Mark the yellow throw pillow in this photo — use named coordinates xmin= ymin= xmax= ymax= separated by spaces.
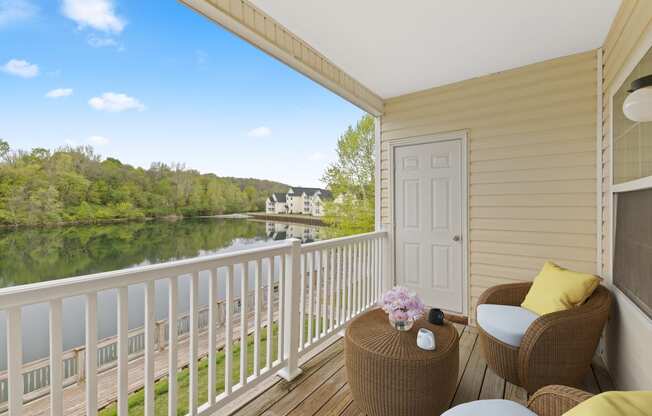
xmin=563 ymin=391 xmax=652 ymax=416
xmin=521 ymin=261 xmax=600 ymax=315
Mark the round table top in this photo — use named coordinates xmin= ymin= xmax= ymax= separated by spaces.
xmin=345 ymin=308 xmax=458 ymax=362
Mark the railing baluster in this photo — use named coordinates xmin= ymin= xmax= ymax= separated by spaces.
xmin=168 ymin=278 xmax=178 ymax=416
xmin=365 ymin=240 xmax=370 ymax=308
xmin=307 ymin=251 xmax=314 ymax=345
xmin=356 ymin=242 xmax=362 ymax=313
xmin=347 ymin=244 xmax=353 ymax=320
xmin=298 ymin=253 xmax=305 ymax=349
xmin=117 ymin=287 xmax=129 ymax=416
xmin=7 ymin=307 xmax=23 ymax=415
xmin=208 ymin=269 xmax=217 ymax=405
xmin=144 ymin=281 xmax=155 ymax=416
xmin=86 ymin=292 xmax=98 ymax=416
xmin=225 ymin=265 xmax=234 ymax=394
xmin=189 ymin=272 xmax=199 ymax=414
xmin=277 ymin=254 xmax=285 ymax=365
xmin=254 ymin=259 xmax=262 ymax=377
xmin=266 ymin=258 xmax=273 ymax=369
xmin=49 ymin=299 xmax=63 ymax=416
xmin=335 ymin=247 xmax=341 ymax=327
xmin=329 ymin=248 xmax=335 ymax=331
xmin=322 ymin=249 xmax=329 ymax=336
xmin=315 ymin=250 xmax=322 ymax=340
xmin=240 ymin=263 xmax=248 ymax=386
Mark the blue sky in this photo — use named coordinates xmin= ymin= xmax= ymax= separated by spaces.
xmin=0 ymin=0 xmax=365 ymax=187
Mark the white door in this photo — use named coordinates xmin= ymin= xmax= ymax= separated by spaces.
xmin=394 ymin=139 xmax=464 ymax=313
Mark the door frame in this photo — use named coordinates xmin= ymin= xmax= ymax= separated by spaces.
xmin=388 ymin=129 xmax=469 ymax=316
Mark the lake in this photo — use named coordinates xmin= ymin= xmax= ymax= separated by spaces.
xmin=0 ymin=218 xmax=325 ymax=370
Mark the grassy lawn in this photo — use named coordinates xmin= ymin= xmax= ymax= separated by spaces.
xmin=99 ymin=324 xmax=279 ymax=416
xmin=98 ymin=317 xmax=330 ymax=416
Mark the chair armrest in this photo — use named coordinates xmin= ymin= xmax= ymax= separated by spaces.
xmin=477 ymin=282 xmax=532 ymax=307
xmin=518 ymin=287 xmax=611 ymax=392
xmin=527 ymin=385 xmax=593 ymax=416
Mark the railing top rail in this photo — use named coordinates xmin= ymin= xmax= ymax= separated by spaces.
xmin=0 ymin=240 xmax=296 ymax=310
xmin=300 ymin=230 xmax=387 ymax=251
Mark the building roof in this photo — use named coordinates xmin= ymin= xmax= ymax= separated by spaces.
xmin=288 ymin=187 xmax=332 ymax=198
xmin=272 ymin=192 xmax=287 ymax=203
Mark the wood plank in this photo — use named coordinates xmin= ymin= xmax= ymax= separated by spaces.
xmin=313 ymin=385 xmax=353 ymax=416
xmin=260 ymin=353 xmax=345 ymax=415
xmin=339 ymin=400 xmax=364 ymax=416
xmin=286 ymin=367 xmax=348 ymax=416
xmin=504 ymin=382 xmax=528 ymax=406
xmin=451 ymin=335 xmax=487 ymax=406
xmin=479 ymin=366 xmax=506 ymax=400
xmin=231 ymin=341 xmax=344 ymax=416
xmin=455 ymin=329 xmax=477 ymax=386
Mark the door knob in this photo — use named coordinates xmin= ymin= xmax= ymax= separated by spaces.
xmin=452 ymin=235 xmax=461 ymax=242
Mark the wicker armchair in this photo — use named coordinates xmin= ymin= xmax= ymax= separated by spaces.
xmin=477 ymin=282 xmax=611 ymax=393
xmin=527 ymin=385 xmax=594 ymax=416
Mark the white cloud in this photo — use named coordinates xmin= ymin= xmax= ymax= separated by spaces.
xmin=61 ymin=0 xmax=125 ymax=33
xmin=88 ymin=135 xmax=109 ymax=146
xmin=88 ymin=92 xmax=145 ymax=112
xmin=87 ymin=34 xmax=117 ymax=48
xmin=308 ymin=152 xmax=325 ymax=161
xmin=45 ymin=88 xmax=73 ymax=98
xmin=2 ymin=59 xmax=38 ymax=78
xmin=248 ymin=126 xmax=272 ymax=138
xmin=0 ymin=0 xmax=38 ymax=27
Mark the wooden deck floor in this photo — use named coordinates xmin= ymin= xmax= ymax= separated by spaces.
xmin=224 ymin=324 xmax=614 ymax=416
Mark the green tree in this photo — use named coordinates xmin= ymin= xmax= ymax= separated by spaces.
xmin=321 ymin=115 xmax=375 ymax=236
xmin=0 ymin=141 xmax=289 ymax=226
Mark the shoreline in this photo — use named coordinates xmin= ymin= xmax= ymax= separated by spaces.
xmin=0 ymin=212 xmax=326 ymax=230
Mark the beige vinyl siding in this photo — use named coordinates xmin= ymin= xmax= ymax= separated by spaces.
xmin=380 ymin=51 xmax=598 ymax=323
xmin=600 ymin=0 xmax=652 ymax=391
xmin=181 ymin=0 xmax=383 ymax=115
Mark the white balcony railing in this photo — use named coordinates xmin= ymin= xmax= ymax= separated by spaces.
xmin=0 ymin=230 xmax=387 ymax=416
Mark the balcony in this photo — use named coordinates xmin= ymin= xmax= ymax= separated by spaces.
xmin=0 ymin=231 xmax=387 ymax=416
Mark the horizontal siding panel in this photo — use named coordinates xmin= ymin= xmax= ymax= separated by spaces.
xmin=471 ymin=206 xmax=595 ymax=220
xmin=471 ymin=179 xmax=596 ymax=195
xmin=385 ymin=51 xmax=596 ymax=110
xmin=471 ymin=253 xmax=596 ymax=275
xmin=471 ymin=263 xmax=540 ymax=280
xmin=471 ymin=241 xmax=596 ymax=263
xmin=470 ymin=194 xmax=596 ymax=207
xmin=470 ymin=152 xmax=595 ymax=173
xmin=469 ymin=166 xmax=596 ymax=184
xmin=382 ymin=84 xmax=596 ymax=130
xmin=471 ymin=218 xmax=596 ymax=234
xmin=382 ymin=102 xmax=596 ymax=140
xmin=470 ymin=138 xmax=595 ymax=162
xmin=470 ymin=125 xmax=594 ymax=149
xmin=470 ymin=230 xmax=596 ymax=249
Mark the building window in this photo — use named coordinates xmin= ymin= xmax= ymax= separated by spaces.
xmin=613 ymin=189 xmax=652 ymax=319
xmin=611 ymin=45 xmax=652 ymax=320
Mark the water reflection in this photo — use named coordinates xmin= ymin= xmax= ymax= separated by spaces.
xmin=0 ymin=218 xmax=323 ymax=369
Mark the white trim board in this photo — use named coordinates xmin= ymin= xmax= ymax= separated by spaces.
xmin=387 ymin=130 xmax=469 ymax=317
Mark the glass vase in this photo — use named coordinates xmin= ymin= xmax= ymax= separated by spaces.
xmin=389 ymin=316 xmax=414 ymax=331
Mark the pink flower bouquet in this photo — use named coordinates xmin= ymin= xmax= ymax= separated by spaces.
xmin=378 ymin=286 xmax=426 ymax=331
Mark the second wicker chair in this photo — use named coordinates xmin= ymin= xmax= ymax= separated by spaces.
xmin=476 ymin=282 xmax=611 ymax=394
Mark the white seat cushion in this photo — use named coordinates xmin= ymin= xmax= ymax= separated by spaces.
xmin=442 ymin=399 xmax=537 ymax=416
xmin=477 ymin=304 xmax=539 ymax=347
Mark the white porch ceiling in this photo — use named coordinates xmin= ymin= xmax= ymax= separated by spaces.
xmin=248 ymin=0 xmax=621 ymax=99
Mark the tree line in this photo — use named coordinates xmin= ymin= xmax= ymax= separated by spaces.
xmin=0 ymin=140 xmax=288 ymax=226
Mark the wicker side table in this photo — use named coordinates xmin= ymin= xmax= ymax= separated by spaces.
xmin=345 ymin=309 xmax=459 ymax=416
